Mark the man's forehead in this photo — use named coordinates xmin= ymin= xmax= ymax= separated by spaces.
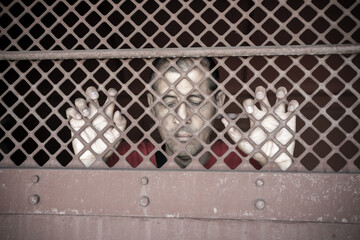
xmin=164 ymin=71 xmax=180 ymax=83
xmin=154 ymin=67 xmax=210 ymax=95
xmin=163 ymin=67 xmax=205 ymax=83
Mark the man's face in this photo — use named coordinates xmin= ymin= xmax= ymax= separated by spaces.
xmin=148 ymin=63 xmax=224 ymax=167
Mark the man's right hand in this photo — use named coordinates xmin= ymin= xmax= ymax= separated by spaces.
xmin=66 ymin=87 xmax=127 ymax=167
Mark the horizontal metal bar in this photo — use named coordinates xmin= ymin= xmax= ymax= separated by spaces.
xmin=0 ymin=44 xmax=359 ymax=60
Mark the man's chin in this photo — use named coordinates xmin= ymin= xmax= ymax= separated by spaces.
xmin=174 ymin=155 xmax=192 ymax=168
xmin=177 ymin=154 xmax=191 ymax=160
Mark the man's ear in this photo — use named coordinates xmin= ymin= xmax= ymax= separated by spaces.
xmin=147 ymin=93 xmax=155 ymax=114
xmin=215 ymin=90 xmax=225 ymax=107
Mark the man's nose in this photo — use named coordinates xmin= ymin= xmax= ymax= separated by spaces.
xmin=176 ymin=102 xmax=192 ymax=122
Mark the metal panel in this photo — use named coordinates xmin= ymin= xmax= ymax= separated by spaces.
xmin=1 ymin=215 xmax=360 ymax=240
xmin=1 ymin=169 xmax=359 ymax=223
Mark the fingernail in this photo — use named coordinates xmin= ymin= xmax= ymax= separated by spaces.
xmin=246 ymin=106 xmax=253 ymax=114
xmin=108 ymin=89 xmax=117 ymax=96
xmin=256 ymin=92 xmax=264 ymax=99
xmin=82 ymin=109 xmax=90 ymax=116
xmin=221 ymin=118 xmax=228 ymax=127
xmin=76 ymin=113 xmax=82 ymax=119
xmin=277 ymin=91 xmax=284 ymax=98
xmin=90 ymin=92 xmax=99 ymax=99
xmin=288 ymin=105 xmax=295 ymax=111
xmin=229 ymin=127 xmax=235 ymax=134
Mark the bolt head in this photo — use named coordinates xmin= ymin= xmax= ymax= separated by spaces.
xmin=255 ymin=199 xmax=266 ymax=210
xmin=255 ymin=179 xmax=264 ymax=187
xmin=139 ymin=196 xmax=150 ymax=207
xmin=140 ymin=176 xmax=149 ymax=185
xmin=29 ymin=195 xmax=40 ymax=205
xmin=31 ymin=175 xmax=40 ymax=183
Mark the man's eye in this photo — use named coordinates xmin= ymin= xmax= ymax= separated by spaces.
xmin=190 ymin=100 xmax=202 ymax=106
xmin=167 ymin=102 xmax=176 ymax=107
xmin=187 ymin=96 xmax=204 ymax=106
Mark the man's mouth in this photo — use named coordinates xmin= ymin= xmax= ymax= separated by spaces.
xmin=175 ymin=133 xmax=192 ymax=142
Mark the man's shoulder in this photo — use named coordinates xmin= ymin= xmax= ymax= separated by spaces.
xmin=118 ymin=140 xmax=155 ymax=153
xmin=211 ymin=140 xmax=228 ymax=150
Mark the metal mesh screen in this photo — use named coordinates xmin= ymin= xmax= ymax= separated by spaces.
xmin=0 ymin=0 xmax=360 ymax=172
xmin=0 ymin=0 xmax=359 ymax=50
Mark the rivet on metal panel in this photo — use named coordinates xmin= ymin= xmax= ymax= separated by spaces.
xmin=29 ymin=194 xmax=40 ymax=205
xmin=255 ymin=199 xmax=266 ymax=210
xmin=139 ymin=196 xmax=150 ymax=207
xmin=31 ymin=175 xmax=40 ymax=183
xmin=255 ymin=179 xmax=264 ymax=187
xmin=140 ymin=176 xmax=149 ymax=185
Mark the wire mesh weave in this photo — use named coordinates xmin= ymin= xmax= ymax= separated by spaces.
xmin=0 ymin=0 xmax=359 ymax=172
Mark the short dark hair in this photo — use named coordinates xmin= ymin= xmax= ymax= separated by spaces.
xmin=150 ymin=57 xmax=219 ymax=92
